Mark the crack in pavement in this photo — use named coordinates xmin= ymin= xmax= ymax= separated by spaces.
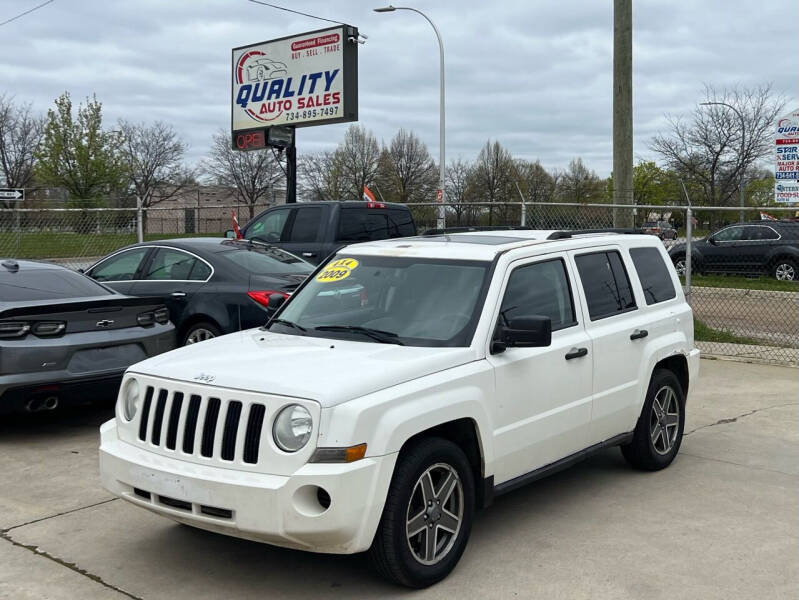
xmin=1 ymin=497 xmax=143 ymax=600
xmin=680 ymin=451 xmax=799 ymax=477
xmin=4 ymin=497 xmax=119 ymax=532
xmin=684 ymin=402 xmax=799 ymax=436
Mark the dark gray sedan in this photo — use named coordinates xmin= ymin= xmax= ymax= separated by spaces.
xmin=0 ymin=259 xmax=175 ymax=414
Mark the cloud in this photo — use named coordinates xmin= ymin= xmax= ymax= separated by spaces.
xmin=0 ymin=0 xmax=796 ymax=176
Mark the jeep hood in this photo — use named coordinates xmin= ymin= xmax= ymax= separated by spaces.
xmin=128 ymin=329 xmax=476 ymax=407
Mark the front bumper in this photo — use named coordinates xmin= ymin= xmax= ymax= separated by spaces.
xmin=99 ymin=419 xmax=397 ymax=554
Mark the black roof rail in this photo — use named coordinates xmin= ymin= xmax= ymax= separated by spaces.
xmin=546 ymin=228 xmax=642 ymax=240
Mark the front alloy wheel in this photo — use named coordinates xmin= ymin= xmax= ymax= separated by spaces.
xmin=405 ymin=463 xmax=464 ymax=565
xmin=370 ymin=437 xmax=474 ymax=588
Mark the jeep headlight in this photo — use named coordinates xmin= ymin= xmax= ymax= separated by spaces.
xmin=273 ymin=404 xmax=312 ymax=452
xmin=121 ymin=378 xmax=140 ymax=421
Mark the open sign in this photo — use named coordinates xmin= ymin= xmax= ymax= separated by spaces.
xmin=233 ymin=130 xmax=266 ymax=151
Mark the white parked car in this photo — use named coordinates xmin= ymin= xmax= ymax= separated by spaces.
xmin=99 ymin=230 xmax=699 ymax=588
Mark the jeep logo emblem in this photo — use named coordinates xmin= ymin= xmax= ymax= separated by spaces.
xmin=194 ymin=373 xmax=216 ymax=383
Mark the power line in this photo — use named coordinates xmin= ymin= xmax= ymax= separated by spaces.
xmin=247 ymin=0 xmax=344 ymax=25
xmin=0 ymin=0 xmax=55 ymax=27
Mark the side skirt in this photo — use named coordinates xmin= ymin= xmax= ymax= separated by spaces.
xmin=491 ymin=432 xmax=634 ymax=497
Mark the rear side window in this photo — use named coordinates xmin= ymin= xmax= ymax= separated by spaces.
xmin=575 ymin=251 xmax=636 ymax=320
xmin=629 ymin=247 xmax=676 ymax=305
xmin=144 ymin=249 xmax=207 ymax=281
xmin=1 ymin=268 xmax=112 ymax=301
xmin=499 ymin=259 xmax=576 ymax=331
xmin=338 ymin=209 xmax=390 ymax=242
xmin=287 ymin=207 xmax=322 ymax=243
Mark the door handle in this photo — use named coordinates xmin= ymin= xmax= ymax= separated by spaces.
xmin=171 ymin=291 xmax=187 ymax=298
xmin=630 ymin=329 xmax=648 ymax=340
xmin=302 ymin=252 xmax=316 ymax=258
xmin=565 ymin=347 xmax=588 ymax=360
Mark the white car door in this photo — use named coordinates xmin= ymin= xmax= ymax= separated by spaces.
xmin=569 ymin=246 xmax=651 ymax=444
xmin=487 ymin=255 xmax=593 ymax=485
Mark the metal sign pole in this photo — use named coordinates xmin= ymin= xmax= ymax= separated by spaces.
xmin=286 ymin=144 xmax=297 ymax=204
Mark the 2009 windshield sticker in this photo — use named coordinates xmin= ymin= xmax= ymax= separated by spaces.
xmin=316 ymin=258 xmax=359 ymax=282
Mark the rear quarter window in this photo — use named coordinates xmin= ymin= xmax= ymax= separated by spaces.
xmin=629 ymin=247 xmax=677 ymax=305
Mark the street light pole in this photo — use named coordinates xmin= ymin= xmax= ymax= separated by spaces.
xmin=374 ymin=5 xmax=446 ymax=229
xmin=701 ymin=101 xmax=747 ymax=223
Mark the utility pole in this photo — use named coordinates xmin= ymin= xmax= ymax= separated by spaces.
xmin=613 ymin=0 xmax=633 ymax=228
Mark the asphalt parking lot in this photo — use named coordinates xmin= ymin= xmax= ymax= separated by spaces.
xmin=1 ymin=358 xmax=797 ymax=600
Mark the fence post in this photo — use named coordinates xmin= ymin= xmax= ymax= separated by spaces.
xmin=136 ymin=195 xmax=143 ymax=243
xmin=685 ymin=206 xmax=692 ymax=304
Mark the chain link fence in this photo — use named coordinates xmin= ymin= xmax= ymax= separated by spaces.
xmin=1 ymin=200 xmax=797 ymax=365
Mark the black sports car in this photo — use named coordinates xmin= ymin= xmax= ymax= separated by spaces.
xmin=0 ymin=259 xmax=175 ymax=414
xmin=85 ymin=238 xmax=313 ymax=345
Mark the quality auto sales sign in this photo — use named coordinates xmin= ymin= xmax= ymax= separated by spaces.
xmin=231 ymin=25 xmax=359 ymax=137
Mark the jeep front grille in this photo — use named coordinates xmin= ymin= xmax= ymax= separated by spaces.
xmin=137 ymin=385 xmax=266 ymax=464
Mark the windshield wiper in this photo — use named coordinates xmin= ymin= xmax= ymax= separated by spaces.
xmin=266 ymin=318 xmax=307 ymax=332
xmin=314 ymin=325 xmax=404 ymax=345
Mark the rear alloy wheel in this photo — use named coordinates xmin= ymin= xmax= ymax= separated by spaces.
xmin=370 ymin=437 xmax=474 ymax=588
xmin=772 ymin=259 xmax=797 ymax=281
xmin=673 ymin=256 xmax=686 ymax=276
xmin=621 ymin=369 xmax=685 ymax=471
xmin=183 ymin=322 xmax=221 ymax=345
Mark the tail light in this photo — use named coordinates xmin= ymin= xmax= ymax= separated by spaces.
xmin=247 ymin=290 xmax=289 ymax=308
xmin=366 ymin=201 xmax=386 ymax=209
xmin=0 ymin=322 xmax=30 ymax=338
xmin=154 ymin=307 xmax=170 ymax=324
xmin=137 ymin=311 xmax=155 ymax=327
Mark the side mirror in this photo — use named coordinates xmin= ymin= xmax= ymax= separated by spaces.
xmin=266 ymin=293 xmax=287 ymax=313
xmin=492 ymin=316 xmax=552 ymax=354
xmin=224 ymin=229 xmax=236 ymax=239
xmin=707 ymin=236 xmax=717 ymax=245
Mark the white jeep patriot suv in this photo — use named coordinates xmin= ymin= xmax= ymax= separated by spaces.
xmin=99 ymin=229 xmax=699 ymax=588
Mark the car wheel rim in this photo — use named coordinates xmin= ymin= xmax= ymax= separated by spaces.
xmin=405 ymin=462 xmax=464 ymax=566
xmin=186 ymin=328 xmax=216 ymax=344
xmin=650 ymin=385 xmax=680 ymax=456
xmin=775 ymin=263 xmax=795 ymax=281
xmin=675 ymin=260 xmax=686 ymax=276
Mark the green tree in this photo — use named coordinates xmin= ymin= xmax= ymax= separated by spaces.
xmin=35 ymin=92 xmax=126 ymax=206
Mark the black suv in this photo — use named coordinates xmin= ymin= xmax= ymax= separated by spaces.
xmin=668 ymin=221 xmax=799 ymax=280
xmin=230 ymin=201 xmax=417 ymax=265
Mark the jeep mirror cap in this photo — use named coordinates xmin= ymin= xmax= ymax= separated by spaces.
xmin=503 ymin=315 xmax=552 ymax=348
xmin=224 ymin=229 xmax=236 ymax=239
xmin=267 ymin=293 xmax=287 ymax=312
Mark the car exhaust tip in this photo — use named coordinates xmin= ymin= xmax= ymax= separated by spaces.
xmin=44 ymin=396 xmax=59 ymax=410
xmin=25 ymin=396 xmax=59 ymax=412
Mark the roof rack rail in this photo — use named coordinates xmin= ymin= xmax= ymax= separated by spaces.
xmin=422 ymin=225 xmax=533 ymax=236
xmin=546 ymin=228 xmax=642 ymax=240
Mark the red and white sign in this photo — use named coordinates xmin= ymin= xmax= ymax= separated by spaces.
xmin=435 ymin=189 xmax=443 ymax=203
xmin=775 ymin=108 xmax=799 ymax=204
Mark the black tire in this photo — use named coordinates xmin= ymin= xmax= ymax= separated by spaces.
xmin=771 ymin=258 xmax=797 ymax=281
xmin=181 ymin=321 xmax=221 ymax=346
xmin=671 ymin=254 xmax=686 ymax=277
xmin=370 ymin=437 xmax=475 ymax=588
xmin=621 ymin=368 xmax=686 ymax=471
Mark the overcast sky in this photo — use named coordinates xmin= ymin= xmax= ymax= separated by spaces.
xmin=1 ymin=0 xmax=797 ymax=176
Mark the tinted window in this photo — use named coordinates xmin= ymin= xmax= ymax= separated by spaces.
xmin=1 ymin=268 xmax=112 ymax=301
xmin=713 ymin=226 xmax=745 ymax=242
xmin=337 ymin=209 xmax=390 ymax=242
xmin=747 ymin=226 xmax=779 ymax=241
xmin=218 ymin=246 xmax=313 ymax=275
xmin=575 ymin=251 xmax=637 ymax=320
xmin=144 ymin=249 xmax=205 ymax=281
xmin=389 ymin=210 xmax=416 ymax=237
xmin=499 ymin=259 xmax=575 ymax=331
xmin=90 ymin=248 xmax=148 ymax=282
xmin=287 ymin=207 xmax=322 ymax=243
xmin=630 ymin=247 xmax=676 ymax=305
xmin=246 ymin=209 xmax=290 ymax=242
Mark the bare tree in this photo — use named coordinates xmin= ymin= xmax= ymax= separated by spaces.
xmin=0 ymin=95 xmax=42 ymax=205
xmin=298 ymin=150 xmax=346 ymax=201
xmin=332 ymin=124 xmax=381 ymax=201
xmin=651 ymin=84 xmax=785 ymax=208
xmin=557 ymin=157 xmax=602 ymax=203
xmin=471 ymin=140 xmax=518 ymax=225
xmin=445 ymin=158 xmax=479 ymax=225
xmin=119 ymin=120 xmax=194 ymax=212
xmin=205 ymin=130 xmax=284 ymax=219
xmin=378 ymin=129 xmax=437 ymax=204
xmin=516 ymin=159 xmax=556 ymax=203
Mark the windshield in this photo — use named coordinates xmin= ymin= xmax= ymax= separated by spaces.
xmin=269 ymin=255 xmax=492 ymax=347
